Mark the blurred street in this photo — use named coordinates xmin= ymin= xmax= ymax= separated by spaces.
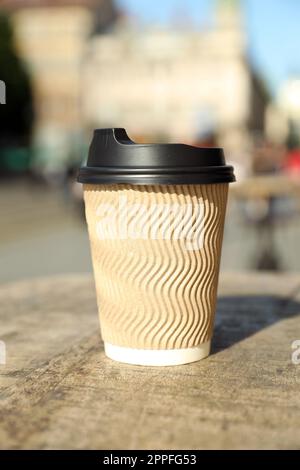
xmin=0 ymin=179 xmax=91 ymax=283
xmin=1 ymin=179 xmax=300 ymax=283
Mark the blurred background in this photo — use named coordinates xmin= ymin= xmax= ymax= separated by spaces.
xmin=1 ymin=0 xmax=300 ymax=283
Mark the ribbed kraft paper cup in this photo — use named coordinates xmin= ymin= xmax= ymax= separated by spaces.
xmin=78 ymin=129 xmax=235 ymax=366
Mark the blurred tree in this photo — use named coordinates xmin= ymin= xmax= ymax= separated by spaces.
xmin=286 ymin=120 xmax=300 ymax=150
xmin=0 ymin=13 xmax=34 ymax=146
xmin=93 ymin=0 xmax=120 ymax=34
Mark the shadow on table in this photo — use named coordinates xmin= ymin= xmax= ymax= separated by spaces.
xmin=212 ymin=294 xmax=300 ymax=354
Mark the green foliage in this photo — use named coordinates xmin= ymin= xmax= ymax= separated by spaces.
xmin=286 ymin=120 xmax=300 ymax=150
xmin=0 ymin=13 xmax=34 ymax=145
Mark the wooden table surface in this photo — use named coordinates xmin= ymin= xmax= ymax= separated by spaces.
xmin=0 ymin=272 xmax=300 ymax=450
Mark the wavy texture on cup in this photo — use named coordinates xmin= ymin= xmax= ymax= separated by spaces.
xmin=84 ymin=183 xmax=228 ymax=350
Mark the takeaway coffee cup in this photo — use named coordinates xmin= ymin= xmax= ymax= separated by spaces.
xmin=78 ymin=128 xmax=235 ymax=366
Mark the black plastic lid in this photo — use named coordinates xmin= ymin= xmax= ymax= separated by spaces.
xmin=77 ymin=128 xmax=235 ymax=185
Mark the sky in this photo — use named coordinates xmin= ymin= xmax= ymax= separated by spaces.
xmin=116 ymin=0 xmax=300 ymax=97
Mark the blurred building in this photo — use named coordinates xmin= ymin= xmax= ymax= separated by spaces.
xmin=265 ymin=103 xmax=289 ymax=145
xmin=264 ymin=77 xmax=300 ymax=148
xmin=83 ymin=0 xmax=269 ymax=170
xmin=278 ymin=77 xmax=300 ymax=119
xmin=278 ymin=77 xmax=300 ymax=136
xmin=0 ymin=0 xmax=119 ymax=174
xmin=0 ymin=0 xmax=270 ymax=174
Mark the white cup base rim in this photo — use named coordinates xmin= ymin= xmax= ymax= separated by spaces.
xmin=104 ymin=341 xmax=211 ymax=366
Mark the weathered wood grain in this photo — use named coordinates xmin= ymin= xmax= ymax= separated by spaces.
xmin=0 ymin=272 xmax=300 ymax=449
